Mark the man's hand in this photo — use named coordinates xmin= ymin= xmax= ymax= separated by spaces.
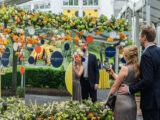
xmin=118 ymin=84 xmax=129 ymax=95
xmin=94 ymin=84 xmax=99 ymax=90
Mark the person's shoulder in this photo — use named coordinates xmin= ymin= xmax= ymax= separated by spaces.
xmin=120 ymin=66 xmax=128 ymax=76
xmin=121 ymin=66 xmax=128 ymax=71
xmin=89 ymin=53 xmax=96 ymax=57
xmin=143 ymin=45 xmax=157 ymax=57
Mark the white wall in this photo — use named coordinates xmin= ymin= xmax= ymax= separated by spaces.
xmin=99 ymin=0 xmax=114 ymax=18
xmin=50 ymin=0 xmax=63 ymax=14
xmin=18 ymin=0 xmax=114 ymax=18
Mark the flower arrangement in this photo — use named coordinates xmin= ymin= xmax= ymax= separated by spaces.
xmin=0 ymin=97 xmax=113 ymax=120
xmin=0 ymin=5 xmax=130 ymax=35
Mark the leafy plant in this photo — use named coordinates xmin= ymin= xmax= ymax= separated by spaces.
xmin=16 ymin=86 xmax=24 ymax=97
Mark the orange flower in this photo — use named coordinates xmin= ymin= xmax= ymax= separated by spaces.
xmin=20 ymin=57 xmax=24 ymax=61
xmin=53 ymin=44 xmax=57 ymax=46
xmin=40 ymin=35 xmax=47 ymax=39
xmin=80 ymin=31 xmax=85 ymax=36
xmin=75 ymin=36 xmax=79 ymax=41
xmin=49 ymin=36 xmax=52 ymax=40
xmin=119 ymin=49 xmax=124 ymax=54
xmin=0 ymin=48 xmax=4 ymax=54
xmin=7 ymin=28 xmax=12 ymax=33
xmin=95 ymin=31 xmax=102 ymax=36
xmin=20 ymin=12 xmax=25 ymax=16
xmin=15 ymin=52 xmax=21 ymax=56
xmin=2 ymin=6 xmax=5 ymax=9
xmin=117 ymin=46 xmax=120 ymax=49
xmin=110 ymin=23 xmax=114 ymax=27
xmin=76 ymin=32 xmax=79 ymax=35
xmin=45 ymin=17 xmax=49 ymax=22
xmin=51 ymin=117 xmax=54 ymax=120
xmin=34 ymin=14 xmax=40 ymax=17
xmin=88 ymin=113 xmax=94 ymax=118
xmin=118 ymin=20 xmax=122 ymax=24
xmin=17 ymin=17 xmax=20 ymax=23
xmin=30 ymin=14 xmax=33 ymax=18
xmin=75 ymin=46 xmax=79 ymax=49
xmin=38 ymin=118 xmax=42 ymax=120
xmin=118 ymin=32 xmax=126 ymax=39
xmin=47 ymin=31 xmax=52 ymax=34
xmin=10 ymin=34 xmax=14 ymax=38
xmin=52 ymin=41 xmax=55 ymax=44
xmin=107 ymin=37 xmax=114 ymax=42
xmin=92 ymin=18 xmax=96 ymax=22
xmin=97 ymin=116 xmax=100 ymax=120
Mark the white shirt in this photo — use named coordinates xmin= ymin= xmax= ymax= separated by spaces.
xmin=83 ymin=52 xmax=89 ymax=78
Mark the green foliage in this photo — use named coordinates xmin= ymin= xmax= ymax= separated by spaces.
xmin=2 ymin=66 xmax=66 ymax=89
xmin=135 ymin=92 xmax=141 ymax=97
xmin=16 ymin=86 xmax=24 ymax=97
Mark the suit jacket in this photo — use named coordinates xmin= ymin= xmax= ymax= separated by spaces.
xmin=129 ymin=45 xmax=160 ymax=110
xmin=80 ymin=53 xmax=99 ymax=88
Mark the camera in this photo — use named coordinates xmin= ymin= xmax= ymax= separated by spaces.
xmin=105 ymin=63 xmax=110 ymax=71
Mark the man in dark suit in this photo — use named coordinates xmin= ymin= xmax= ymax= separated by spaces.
xmin=80 ymin=42 xmax=99 ymax=102
xmin=118 ymin=25 xmax=160 ymax=120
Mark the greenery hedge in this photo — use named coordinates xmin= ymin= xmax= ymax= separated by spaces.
xmin=1 ymin=66 xmax=66 ymax=89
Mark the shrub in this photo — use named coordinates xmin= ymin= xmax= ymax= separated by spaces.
xmin=2 ymin=67 xmax=66 ymax=89
xmin=16 ymin=86 xmax=24 ymax=97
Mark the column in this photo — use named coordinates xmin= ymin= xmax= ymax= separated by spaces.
xmin=135 ymin=11 xmax=141 ymax=60
xmin=146 ymin=0 xmax=151 ymax=25
xmin=79 ymin=0 xmax=83 ymax=17
xmin=128 ymin=8 xmax=132 ymax=41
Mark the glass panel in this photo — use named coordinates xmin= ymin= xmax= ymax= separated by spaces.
xmin=88 ymin=0 xmax=93 ymax=5
xmin=74 ymin=0 xmax=78 ymax=5
xmin=45 ymin=2 xmax=51 ymax=8
xmin=69 ymin=0 xmax=73 ymax=5
xmin=25 ymin=5 xmax=31 ymax=10
xmin=40 ymin=4 xmax=44 ymax=9
xmin=63 ymin=0 xmax=69 ymax=5
xmin=34 ymin=4 xmax=39 ymax=9
xmin=94 ymin=0 xmax=98 ymax=5
xmin=83 ymin=0 xmax=87 ymax=5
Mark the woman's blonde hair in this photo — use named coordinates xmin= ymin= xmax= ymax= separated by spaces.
xmin=124 ymin=45 xmax=140 ymax=80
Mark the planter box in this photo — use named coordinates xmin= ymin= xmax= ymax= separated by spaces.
xmin=136 ymin=97 xmax=142 ymax=116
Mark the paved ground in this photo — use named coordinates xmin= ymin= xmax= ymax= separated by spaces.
xmin=25 ymin=89 xmax=143 ymax=120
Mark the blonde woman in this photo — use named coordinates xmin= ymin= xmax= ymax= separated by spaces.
xmin=107 ymin=45 xmax=140 ymax=120
xmin=72 ymin=54 xmax=84 ymax=102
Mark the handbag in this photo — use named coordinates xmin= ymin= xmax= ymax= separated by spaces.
xmin=105 ymin=94 xmax=117 ymax=111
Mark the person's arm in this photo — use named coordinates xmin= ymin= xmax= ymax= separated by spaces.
xmin=73 ymin=65 xmax=84 ymax=78
xmin=129 ymin=54 xmax=153 ymax=94
xmin=108 ymin=66 xmax=127 ymax=96
xmin=110 ymin=70 xmax=118 ymax=80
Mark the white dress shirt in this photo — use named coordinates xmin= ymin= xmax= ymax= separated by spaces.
xmin=83 ymin=52 xmax=89 ymax=78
